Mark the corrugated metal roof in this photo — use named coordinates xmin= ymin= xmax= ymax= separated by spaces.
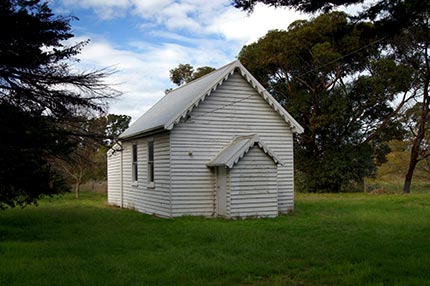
xmin=119 ymin=60 xmax=304 ymax=139
xmin=207 ymin=134 xmax=284 ymax=168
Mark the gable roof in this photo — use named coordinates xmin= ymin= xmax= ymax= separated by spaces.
xmin=119 ymin=60 xmax=304 ymax=139
xmin=207 ymin=134 xmax=284 ymax=168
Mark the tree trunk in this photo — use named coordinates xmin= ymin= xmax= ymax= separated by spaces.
xmin=403 ymin=156 xmax=418 ymax=194
xmin=75 ymin=181 xmax=80 ymax=199
xmin=403 ymin=74 xmax=429 ymax=194
xmin=403 ymin=106 xmax=427 ymax=193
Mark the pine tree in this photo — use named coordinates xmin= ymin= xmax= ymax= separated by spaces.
xmin=0 ymin=0 xmax=119 ymax=208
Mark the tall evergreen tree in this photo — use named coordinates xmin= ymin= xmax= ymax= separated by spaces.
xmin=0 ymin=0 xmax=119 ymax=208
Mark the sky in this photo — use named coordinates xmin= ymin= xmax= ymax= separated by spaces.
xmin=50 ymin=0 xmax=308 ymax=121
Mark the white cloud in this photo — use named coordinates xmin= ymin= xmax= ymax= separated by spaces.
xmin=131 ymin=0 xmax=172 ymax=16
xmin=61 ymin=0 xmax=131 ymax=19
xmin=59 ymin=1 xmax=307 ymax=121
xmin=73 ymin=36 xmax=232 ymax=121
xmin=208 ymin=4 xmax=307 ymax=44
xmin=61 ymin=0 xmax=305 ymax=43
xmin=162 ymin=3 xmax=202 ymax=31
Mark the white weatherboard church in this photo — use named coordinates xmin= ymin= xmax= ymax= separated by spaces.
xmin=107 ymin=60 xmax=303 ymax=218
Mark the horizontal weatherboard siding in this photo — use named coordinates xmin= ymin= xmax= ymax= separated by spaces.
xmin=229 ymin=146 xmax=278 ymax=218
xmin=170 ymin=71 xmax=294 ymax=216
xmin=107 ymin=150 xmax=121 ymax=206
xmin=120 ymin=132 xmax=171 ymax=217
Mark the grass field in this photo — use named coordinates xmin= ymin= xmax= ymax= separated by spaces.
xmin=1 ymin=191 xmax=430 ymax=286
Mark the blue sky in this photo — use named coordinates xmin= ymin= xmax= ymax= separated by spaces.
xmin=51 ymin=0 xmax=307 ymax=121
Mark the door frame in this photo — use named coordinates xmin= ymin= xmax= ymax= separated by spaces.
xmin=216 ymin=166 xmax=228 ymax=217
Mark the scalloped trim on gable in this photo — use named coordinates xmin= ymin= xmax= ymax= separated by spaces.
xmin=164 ymin=61 xmax=303 ymax=134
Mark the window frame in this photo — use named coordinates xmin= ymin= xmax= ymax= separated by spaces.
xmin=132 ymin=143 xmax=138 ymax=186
xmin=147 ymin=139 xmax=155 ymax=188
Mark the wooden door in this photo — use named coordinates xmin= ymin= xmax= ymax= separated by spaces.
xmin=216 ymin=167 xmax=227 ymax=217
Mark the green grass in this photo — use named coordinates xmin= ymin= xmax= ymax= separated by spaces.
xmin=1 ymin=191 xmax=430 ymax=286
xmin=365 ymin=179 xmax=430 ymax=194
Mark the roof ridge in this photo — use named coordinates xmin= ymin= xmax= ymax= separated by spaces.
xmin=167 ymin=60 xmax=238 ymax=94
xmin=119 ymin=59 xmax=303 ymax=139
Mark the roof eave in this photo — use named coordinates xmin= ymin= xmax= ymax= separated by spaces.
xmin=118 ymin=125 xmax=165 ymax=141
xmin=207 ymin=135 xmax=285 ymax=169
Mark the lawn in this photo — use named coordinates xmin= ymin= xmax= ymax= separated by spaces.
xmin=1 ymin=191 xmax=430 ymax=286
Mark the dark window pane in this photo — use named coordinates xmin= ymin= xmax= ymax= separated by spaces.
xmin=148 ymin=141 xmax=154 ymax=183
xmin=132 ymin=144 xmax=137 ymax=162
xmin=149 ymin=162 xmax=154 ymax=183
xmin=132 ymin=144 xmax=138 ymax=181
xmin=133 ymin=163 xmax=138 ymax=181
xmin=148 ymin=141 xmax=154 ymax=161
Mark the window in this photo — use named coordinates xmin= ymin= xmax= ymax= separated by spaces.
xmin=148 ymin=140 xmax=154 ymax=186
xmin=132 ymin=144 xmax=138 ymax=183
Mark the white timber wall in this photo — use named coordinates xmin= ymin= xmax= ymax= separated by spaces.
xmin=229 ymin=146 xmax=278 ymax=218
xmin=120 ymin=132 xmax=171 ymax=217
xmin=170 ymin=71 xmax=295 ymax=217
xmin=107 ymin=150 xmax=121 ymax=206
